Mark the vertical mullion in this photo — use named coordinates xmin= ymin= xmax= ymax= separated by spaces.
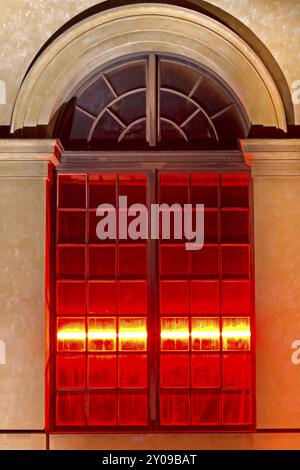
xmin=148 ymin=169 xmax=158 ymax=427
xmin=84 ymin=174 xmax=88 ymax=427
xmin=188 ymin=173 xmax=192 ymax=426
xmin=116 ymin=174 xmax=120 ymax=426
xmin=218 ymin=174 xmax=223 ymax=424
xmin=146 ymin=53 xmax=158 ymax=147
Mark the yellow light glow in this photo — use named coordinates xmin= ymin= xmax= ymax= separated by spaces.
xmin=191 ymin=330 xmax=220 ymax=339
xmin=119 ymin=331 xmax=147 ymax=339
xmin=57 ymin=331 xmax=85 ymax=340
xmin=160 ymin=331 xmax=189 ymax=339
xmin=222 ymin=329 xmax=251 ymax=338
xmin=88 ymin=331 xmax=116 ymax=340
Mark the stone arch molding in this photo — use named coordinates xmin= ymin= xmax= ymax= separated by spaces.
xmin=11 ymin=3 xmax=287 ymax=136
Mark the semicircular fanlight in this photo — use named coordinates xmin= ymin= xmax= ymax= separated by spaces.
xmin=56 ymin=54 xmax=249 ymax=150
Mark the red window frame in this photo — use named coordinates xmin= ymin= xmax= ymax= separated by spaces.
xmin=48 ymin=163 xmax=255 ymax=432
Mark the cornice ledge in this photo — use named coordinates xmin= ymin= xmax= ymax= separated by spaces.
xmin=239 ymin=139 xmax=300 ymax=176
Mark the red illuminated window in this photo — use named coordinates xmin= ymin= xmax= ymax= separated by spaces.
xmin=52 ymin=171 xmax=254 ymax=430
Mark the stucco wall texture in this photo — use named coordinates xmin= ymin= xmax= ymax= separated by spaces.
xmin=0 ymin=0 xmax=299 ymax=128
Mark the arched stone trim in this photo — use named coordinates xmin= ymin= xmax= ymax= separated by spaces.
xmin=11 ymin=3 xmax=287 ymax=136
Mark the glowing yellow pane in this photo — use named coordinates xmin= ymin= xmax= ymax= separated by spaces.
xmin=161 ymin=318 xmax=189 ymax=351
xmin=191 ymin=317 xmax=220 ymax=351
xmin=222 ymin=317 xmax=251 ymax=351
xmin=57 ymin=318 xmax=86 ymax=351
xmin=88 ymin=318 xmax=116 ymax=351
xmin=119 ymin=318 xmax=147 ymax=351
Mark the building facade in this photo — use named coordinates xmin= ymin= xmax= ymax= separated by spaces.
xmin=0 ymin=0 xmax=300 ymax=449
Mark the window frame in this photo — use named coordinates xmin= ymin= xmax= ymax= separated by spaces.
xmin=47 ymin=150 xmax=256 ymax=433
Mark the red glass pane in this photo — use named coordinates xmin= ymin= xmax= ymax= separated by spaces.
xmin=191 ymin=317 xmax=220 ymax=351
xmin=88 ymin=281 xmax=117 ymax=314
xmin=191 ymin=391 xmax=221 ymax=425
xmin=202 ymin=209 xmax=219 ymax=243
xmin=118 ymin=245 xmax=147 ymax=278
xmin=88 ymin=354 xmax=117 ymax=388
xmin=119 ymin=281 xmax=147 ymax=315
xmin=191 ymin=280 xmax=219 ymax=314
xmin=160 ymin=174 xmax=188 ymax=205
xmin=221 ymin=209 xmax=249 ymax=243
xmin=88 ymin=317 xmax=116 ymax=351
xmin=222 ymin=390 xmax=252 ymax=424
xmin=57 ymin=317 xmax=86 ymax=352
xmin=222 ymin=353 xmax=252 ymax=388
xmin=222 ymin=317 xmax=251 ymax=351
xmin=160 ymin=391 xmax=190 ymax=425
xmin=118 ymin=391 xmax=148 ymax=425
xmin=221 ymin=174 xmax=249 ymax=208
xmin=57 ymin=281 xmax=86 ymax=315
xmin=161 ymin=317 xmax=189 ymax=351
xmin=191 ymin=245 xmax=219 ymax=278
xmin=88 ymin=391 xmax=117 ymax=425
xmin=222 ymin=280 xmax=251 ymax=314
xmin=118 ymin=354 xmax=147 ymax=388
xmin=160 ymin=245 xmax=189 ymax=277
xmin=58 ymin=174 xmax=86 ymax=209
xmin=119 ymin=317 xmax=147 ymax=351
xmin=88 ymin=174 xmax=116 ymax=208
xmin=191 ymin=174 xmax=219 ymax=207
xmin=160 ymin=281 xmax=189 ymax=314
xmin=88 ymin=210 xmax=116 ymax=244
xmin=88 ymin=245 xmax=116 ymax=279
xmin=119 ymin=174 xmax=147 ymax=206
xmin=221 ymin=245 xmax=250 ymax=278
xmin=160 ymin=354 xmax=189 ymax=388
xmin=191 ymin=354 xmax=220 ymax=388
xmin=57 ymin=246 xmax=85 ymax=279
xmin=57 ymin=211 xmax=86 ymax=243
xmin=56 ymin=391 xmax=85 ymax=426
xmin=56 ymin=354 xmax=85 ymax=388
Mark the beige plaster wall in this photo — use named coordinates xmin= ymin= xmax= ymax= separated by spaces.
xmin=0 ymin=141 xmax=57 ymax=430
xmin=0 ymin=0 xmax=299 ymax=128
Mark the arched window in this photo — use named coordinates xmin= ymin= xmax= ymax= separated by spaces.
xmin=56 ymin=54 xmax=249 ymax=150
xmin=52 ymin=53 xmax=254 ymax=432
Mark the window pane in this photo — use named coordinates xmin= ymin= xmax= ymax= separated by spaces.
xmin=87 ymin=317 xmax=116 ymax=352
xmin=88 ymin=391 xmax=117 ymax=426
xmin=88 ymin=246 xmax=116 ymax=279
xmin=118 ymin=391 xmax=148 ymax=425
xmin=119 ymin=281 xmax=147 ymax=315
xmin=160 ymin=353 xmax=189 ymax=388
xmin=118 ymin=354 xmax=147 ymax=388
xmin=191 ymin=280 xmax=219 ymax=314
xmin=161 ymin=318 xmax=189 ymax=351
xmin=222 ymin=317 xmax=251 ymax=351
xmin=160 ymin=281 xmax=189 ymax=315
xmin=57 ymin=246 xmax=85 ymax=279
xmin=222 ymin=353 xmax=252 ymax=388
xmin=191 ymin=174 xmax=219 ymax=207
xmin=119 ymin=318 xmax=147 ymax=351
xmin=58 ymin=175 xmax=86 ymax=209
xmin=191 ymin=245 xmax=219 ymax=278
xmin=56 ymin=392 xmax=85 ymax=426
xmin=191 ymin=391 xmax=221 ymax=425
xmin=191 ymin=317 xmax=220 ymax=351
xmin=118 ymin=245 xmax=147 ymax=278
xmin=88 ymin=354 xmax=117 ymax=388
xmin=221 ymin=209 xmax=249 ymax=243
xmin=221 ymin=280 xmax=251 ymax=314
xmin=221 ymin=174 xmax=249 ymax=208
xmin=57 ymin=211 xmax=86 ymax=243
xmin=57 ymin=281 xmax=86 ymax=315
xmin=88 ymin=174 xmax=116 ymax=208
xmin=160 ymin=391 xmax=190 ymax=425
xmin=191 ymin=354 xmax=220 ymax=388
xmin=221 ymin=246 xmax=250 ymax=278
xmin=57 ymin=317 xmax=86 ymax=352
xmin=56 ymin=354 xmax=85 ymax=388
xmin=88 ymin=281 xmax=117 ymax=315
xmin=160 ymin=245 xmax=189 ymax=277
xmin=222 ymin=390 xmax=252 ymax=424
